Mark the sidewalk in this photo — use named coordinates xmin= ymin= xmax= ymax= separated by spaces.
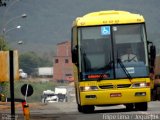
xmin=0 ymin=102 xmax=22 ymax=111
xmin=0 ymin=102 xmax=47 ymax=112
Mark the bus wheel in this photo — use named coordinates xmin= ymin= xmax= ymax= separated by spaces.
xmin=135 ymin=102 xmax=148 ymax=111
xmin=151 ymin=89 xmax=157 ymax=101
xmin=81 ymin=105 xmax=95 ymax=113
xmin=78 ymin=104 xmax=83 ymax=112
xmin=125 ymin=103 xmax=134 ymax=111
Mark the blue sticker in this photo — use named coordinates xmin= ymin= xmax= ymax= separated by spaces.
xmin=101 ymin=26 xmax=111 ymax=35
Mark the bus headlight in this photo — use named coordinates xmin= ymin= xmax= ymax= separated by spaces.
xmin=80 ymin=86 xmax=98 ymax=92
xmin=132 ymin=82 xmax=150 ymax=88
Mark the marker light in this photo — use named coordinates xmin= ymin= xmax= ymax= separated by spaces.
xmin=80 ymin=86 xmax=98 ymax=92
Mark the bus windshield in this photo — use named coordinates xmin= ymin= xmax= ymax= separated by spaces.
xmin=78 ymin=24 xmax=149 ymax=81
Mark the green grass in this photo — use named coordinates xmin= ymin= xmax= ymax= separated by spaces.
xmin=0 ymin=80 xmax=68 ymax=103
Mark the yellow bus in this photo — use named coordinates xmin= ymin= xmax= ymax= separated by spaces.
xmin=71 ymin=10 xmax=156 ymax=113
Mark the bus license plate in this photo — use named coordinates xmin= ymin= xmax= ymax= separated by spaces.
xmin=110 ymin=93 xmax=122 ymax=97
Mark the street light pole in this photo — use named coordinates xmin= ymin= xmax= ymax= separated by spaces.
xmin=1 ymin=0 xmax=20 ymax=28
xmin=3 ymin=14 xmax=26 ymax=27
xmin=0 ymin=13 xmax=27 ymax=51
xmin=0 ymin=13 xmax=27 ymax=34
xmin=3 ymin=25 xmax=21 ymax=35
xmin=0 ymin=25 xmax=22 ymax=50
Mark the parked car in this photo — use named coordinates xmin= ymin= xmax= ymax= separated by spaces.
xmin=41 ymin=90 xmax=58 ymax=103
xmin=19 ymin=69 xmax=28 ymax=79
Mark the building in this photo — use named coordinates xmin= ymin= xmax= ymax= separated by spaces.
xmin=53 ymin=41 xmax=74 ymax=82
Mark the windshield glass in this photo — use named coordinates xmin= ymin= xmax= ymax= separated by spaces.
xmin=78 ymin=24 xmax=148 ymax=81
xmin=113 ymin=24 xmax=148 ymax=64
xmin=78 ymin=26 xmax=114 ymax=80
xmin=113 ymin=24 xmax=148 ymax=79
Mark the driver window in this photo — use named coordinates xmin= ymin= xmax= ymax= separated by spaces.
xmin=121 ymin=48 xmax=138 ymax=62
xmin=119 ymin=44 xmax=138 ymax=62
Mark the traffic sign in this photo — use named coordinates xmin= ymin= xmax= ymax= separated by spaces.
xmin=101 ymin=26 xmax=111 ymax=35
xmin=21 ymin=84 xmax=33 ymax=97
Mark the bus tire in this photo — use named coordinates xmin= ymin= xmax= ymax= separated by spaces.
xmin=81 ymin=105 xmax=95 ymax=113
xmin=78 ymin=104 xmax=83 ymax=112
xmin=157 ymin=87 xmax=160 ymax=100
xmin=135 ymin=102 xmax=148 ymax=111
xmin=125 ymin=103 xmax=134 ymax=111
xmin=151 ymin=89 xmax=157 ymax=101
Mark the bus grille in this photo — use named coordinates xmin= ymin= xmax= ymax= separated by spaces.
xmin=99 ymin=85 xmax=113 ymax=89
xmin=99 ymin=84 xmax=131 ymax=89
xmin=117 ymin=84 xmax=131 ymax=88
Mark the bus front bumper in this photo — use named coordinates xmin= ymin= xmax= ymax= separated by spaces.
xmin=80 ymin=88 xmax=150 ymax=106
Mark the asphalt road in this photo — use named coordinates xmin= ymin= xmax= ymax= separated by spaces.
xmin=0 ymin=101 xmax=160 ymax=120
xmin=30 ymin=101 xmax=160 ymax=120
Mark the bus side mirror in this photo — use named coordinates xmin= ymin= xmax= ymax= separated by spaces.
xmin=150 ymin=45 xmax=156 ymax=66
xmin=72 ymin=46 xmax=78 ymax=63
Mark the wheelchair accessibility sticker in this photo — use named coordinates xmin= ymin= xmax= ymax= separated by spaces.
xmin=101 ymin=26 xmax=111 ymax=35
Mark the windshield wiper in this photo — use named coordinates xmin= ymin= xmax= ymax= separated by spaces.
xmin=97 ymin=58 xmax=132 ymax=81
xmin=117 ymin=58 xmax=132 ymax=80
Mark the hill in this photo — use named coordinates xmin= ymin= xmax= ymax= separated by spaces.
xmin=0 ymin=0 xmax=159 ymax=55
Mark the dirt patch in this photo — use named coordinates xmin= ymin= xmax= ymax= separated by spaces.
xmin=0 ymin=102 xmax=45 ymax=111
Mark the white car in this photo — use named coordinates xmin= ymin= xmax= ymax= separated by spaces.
xmin=19 ymin=69 xmax=28 ymax=79
xmin=45 ymin=95 xmax=58 ymax=103
xmin=42 ymin=90 xmax=58 ymax=103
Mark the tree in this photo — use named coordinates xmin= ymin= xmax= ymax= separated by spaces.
xmin=19 ymin=52 xmax=40 ymax=75
xmin=19 ymin=51 xmax=53 ymax=75
xmin=0 ymin=35 xmax=9 ymax=50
